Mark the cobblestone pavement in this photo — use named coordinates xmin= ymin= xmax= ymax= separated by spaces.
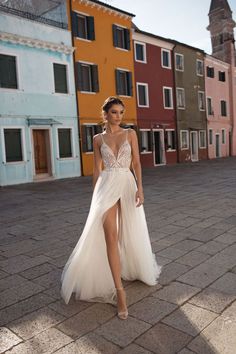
xmin=1 ymin=157 xmax=236 ymax=354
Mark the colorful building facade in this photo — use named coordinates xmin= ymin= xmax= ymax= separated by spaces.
xmin=133 ymin=28 xmax=177 ymax=168
xmin=205 ymin=55 xmax=231 ymax=159
xmin=67 ymin=0 xmax=137 ymax=175
xmin=173 ymin=43 xmax=208 ymax=163
xmin=0 ymin=5 xmax=81 ymax=186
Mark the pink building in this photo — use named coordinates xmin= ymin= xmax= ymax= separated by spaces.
xmin=205 ymin=55 xmax=231 ymax=158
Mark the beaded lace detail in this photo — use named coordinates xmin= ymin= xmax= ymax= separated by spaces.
xmin=100 ymin=131 xmax=132 ymax=169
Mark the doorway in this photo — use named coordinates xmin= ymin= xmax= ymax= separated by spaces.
xmin=153 ymin=130 xmax=166 ymax=166
xmin=215 ymin=134 xmax=220 ymax=158
xmin=33 ymin=129 xmax=51 ymax=176
xmin=190 ymin=131 xmax=198 ymax=162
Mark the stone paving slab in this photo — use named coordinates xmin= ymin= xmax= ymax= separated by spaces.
xmin=1 ymin=158 xmax=236 ymax=353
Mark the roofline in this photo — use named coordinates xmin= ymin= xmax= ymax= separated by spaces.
xmin=84 ymin=0 xmax=135 ymax=17
xmin=134 ymin=27 xmax=205 ymax=53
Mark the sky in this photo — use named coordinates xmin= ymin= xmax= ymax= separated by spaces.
xmin=105 ymin=0 xmax=236 ymax=54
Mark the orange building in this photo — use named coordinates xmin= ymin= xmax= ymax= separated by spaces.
xmin=67 ymin=0 xmax=137 ymax=175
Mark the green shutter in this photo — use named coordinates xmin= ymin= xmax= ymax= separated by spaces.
xmin=81 ymin=125 xmax=87 ymax=152
xmin=0 ymin=54 xmax=17 ymax=89
xmin=87 ymin=16 xmax=95 ymax=40
xmin=115 ymin=69 xmax=121 ymax=95
xmin=91 ymin=64 xmax=99 ymax=92
xmin=75 ymin=62 xmax=83 ymax=91
xmin=125 ymin=28 xmax=131 ymax=50
xmin=133 ymin=125 xmax=142 ymax=152
xmin=71 ymin=12 xmax=79 ymax=37
xmin=127 ymin=72 xmax=133 ymax=96
xmin=112 ymin=24 xmax=118 ymax=47
xmin=53 ymin=64 xmax=68 ymax=93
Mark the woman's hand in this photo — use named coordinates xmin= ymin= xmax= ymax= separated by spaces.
xmin=136 ymin=188 xmax=144 ymax=207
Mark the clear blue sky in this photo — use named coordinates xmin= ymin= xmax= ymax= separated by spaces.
xmin=107 ymin=0 xmax=236 ymax=54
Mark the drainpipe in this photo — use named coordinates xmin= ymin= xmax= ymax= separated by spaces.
xmin=68 ymin=0 xmax=83 ymax=175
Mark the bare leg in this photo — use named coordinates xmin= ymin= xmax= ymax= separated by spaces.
xmin=103 ymin=201 xmax=127 ymax=314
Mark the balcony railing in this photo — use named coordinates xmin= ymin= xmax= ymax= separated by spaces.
xmin=0 ymin=4 xmax=67 ymax=29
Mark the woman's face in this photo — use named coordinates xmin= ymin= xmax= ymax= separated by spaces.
xmin=105 ymin=104 xmax=125 ymax=126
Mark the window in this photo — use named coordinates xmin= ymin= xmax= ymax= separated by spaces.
xmin=163 ymin=87 xmax=173 ymax=109
xmin=4 ymin=129 xmax=23 ymax=162
xmin=58 ymin=129 xmax=72 ymax=158
xmin=166 ymin=130 xmax=176 ymax=150
xmin=222 ymin=129 xmax=226 ymax=144
xmin=180 ymin=130 xmax=189 ymax=150
xmin=199 ymin=130 xmax=206 ymax=148
xmin=76 ymin=62 xmax=99 ymax=93
xmin=137 ymin=83 xmax=149 ymax=107
xmin=207 ymin=97 xmax=213 ymax=115
xmin=0 ymin=54 xmax=18 ymax=89
xmin=140 ymin=130 xmax=152 ymax=152
xmin=134 ymin=42 xmax=146 ymax=63
xmin=221 ymin=100 xmax=227 ymax=116
xmin=161 ymin=49 xmax=171 ymax=68
xmin=82 ymin=124 xmax=102 ymax=152
xmin=113 ymin=25 xmax=130 ymax=50
xmin=219 ymin=71 xmax=226 ymax=82
xmin=175 ymin=53 xmax=184 ymax=71
xmin=198 ymin=91 xmax=205 ymax=111
xmin=196 ymin=59 xmax=204 ymax=76
xmin=176 ymin=88 xmax=185 ymax=109
xmin=72 ymin=12 xmax=95 ymax=40
xmin=206 ymin=66 xmax=214 ymax=78
xmin=53 ymin=63 xmax=68 ymax=94
xmin=115 ymin=69 xmax=132 ymax=96
xmin=209 ymin=129 xmax=213 ymax=145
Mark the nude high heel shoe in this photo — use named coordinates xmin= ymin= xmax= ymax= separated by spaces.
xmin=116 ymin=287 xmax=128 ymax=320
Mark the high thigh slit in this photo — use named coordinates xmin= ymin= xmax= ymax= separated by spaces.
xmin=60 ymin=129 xmax=162 ymax=305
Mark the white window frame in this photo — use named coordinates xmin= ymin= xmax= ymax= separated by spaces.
xmin=207 ymin=96 xmax=213 ymax=116
xmin=52 ymin=60 xmax=70 ymax=95
xmin=198 ymin=91 xmax=205 ymax=111
xmin=180 ymin=130 xmax=189 ymax=150
xmin=1 ymin=126 xmax=26 ymax=164
xmin=163 ymin=86 xmax=173 ymax=109
xmin=136 ymin=82 xmax=149 ymax=107
xmin=220 ymin=99 xmax=227 ymax=117
xmin=161 ymin=49 xmax=171 ymax=69
xmin=176 ymin=87 xmax=185 ymax=109
xmin=0 ymin=50 xmax=21 ymax=92
xmin=134 ymin=41 xmax=147 ymax=63
xmin=78 ymin=60 xmax=96 ymax=94
xmin=56 ymin=126 xmax=76 ymax=160
xmin=73 ymin=10 xmax=92 ymax=42
xmin=166 ymin=129 xmax=176 ymax=151
xmin=209 ymin=129 xmax=213 ymax=145
xmin=140 ymin=129 xmax=152 ymax=154
xmin=175 ymin=53 xmax=184 ymax=71
xmin=196 ymin=59 xmax=204 ymax=77
xmin=83 ymin=123 xmax=101 ymax=154
xmin=199 ymin=130 xmax=206 ymax=149
xmin=222 ymin=129 xmax=226 ymax=144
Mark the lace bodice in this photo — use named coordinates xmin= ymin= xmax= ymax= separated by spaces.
xmin=100 ymin=130 xmax=132 ymax=169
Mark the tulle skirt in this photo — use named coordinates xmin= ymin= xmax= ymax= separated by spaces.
xmin=60 ymin=167 xmax=162 ymax=305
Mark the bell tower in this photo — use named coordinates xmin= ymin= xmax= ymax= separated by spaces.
xmin=207 ymin=0 xmax=236 ymax=65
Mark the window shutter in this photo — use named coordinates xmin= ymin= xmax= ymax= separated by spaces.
xmin=112 ymin=24 xmax=118 ymax=47
xmin=81 ymin=125 xmax=87 ymax=152
xmin=71 ymin=12 xmax=79 ymax=37
xmin=127 ymin=72 xmax=133 ymax=96
xmin=133 ymin=125 xmax=142 ymax=152
xmin=75 ymin=62 xmax=83 ymax=91
xmin=149 ymin=131 xmax=153 ymax=151
xmin=124 ymin=28 xmax=131 ymax=50
xmin=91 ymin=64 xmax=99 ymax=92
xmin=87 ymin=16 xmax=95 ymax=40
xmin=115 ymin=69 xmax=121 ymax=95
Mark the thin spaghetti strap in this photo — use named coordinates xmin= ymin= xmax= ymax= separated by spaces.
xmin=126 ymin=128 xmax=128 ymax=141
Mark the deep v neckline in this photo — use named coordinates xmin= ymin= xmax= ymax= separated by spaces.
xmin=101 ymin=130 xmax=129 ymax=161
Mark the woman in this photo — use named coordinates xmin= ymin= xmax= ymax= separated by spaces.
xmin=60 ymin=96 xmax=162 ymax=320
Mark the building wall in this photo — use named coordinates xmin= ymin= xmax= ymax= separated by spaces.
xmin=68 ymin=0 xmax=137 ymax=175
xmin=205 ymin=55 xmax=231 ymax=159
xmin=0 ymin=12 xmax=81 ymax=186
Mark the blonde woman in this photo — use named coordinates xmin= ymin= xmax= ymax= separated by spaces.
xmin=61 ymin=96 xmax=162 ymax=320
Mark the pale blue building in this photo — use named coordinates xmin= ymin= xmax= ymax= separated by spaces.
xmin=0 ymin=4 xmax=81 ymax=186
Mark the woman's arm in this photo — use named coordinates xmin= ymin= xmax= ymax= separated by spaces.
xmin=92 ymin=134 xmax=103 ymax=189
xmin=129 ymin=129 xmax=144 ymax=207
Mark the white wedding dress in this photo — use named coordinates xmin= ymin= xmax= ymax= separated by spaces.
xmin=60 ymin=129 xmax=162 ymax=305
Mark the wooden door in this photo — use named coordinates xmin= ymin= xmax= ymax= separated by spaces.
xmin=33 ymin=130 xmax=48 ymax=174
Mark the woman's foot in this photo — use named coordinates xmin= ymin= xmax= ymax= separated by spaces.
xmin=116 ymin=287 xmax=128 ymax=320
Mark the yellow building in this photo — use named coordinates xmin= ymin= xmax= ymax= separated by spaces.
xmin=67 ymin=0 xmax=137 ymax=175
